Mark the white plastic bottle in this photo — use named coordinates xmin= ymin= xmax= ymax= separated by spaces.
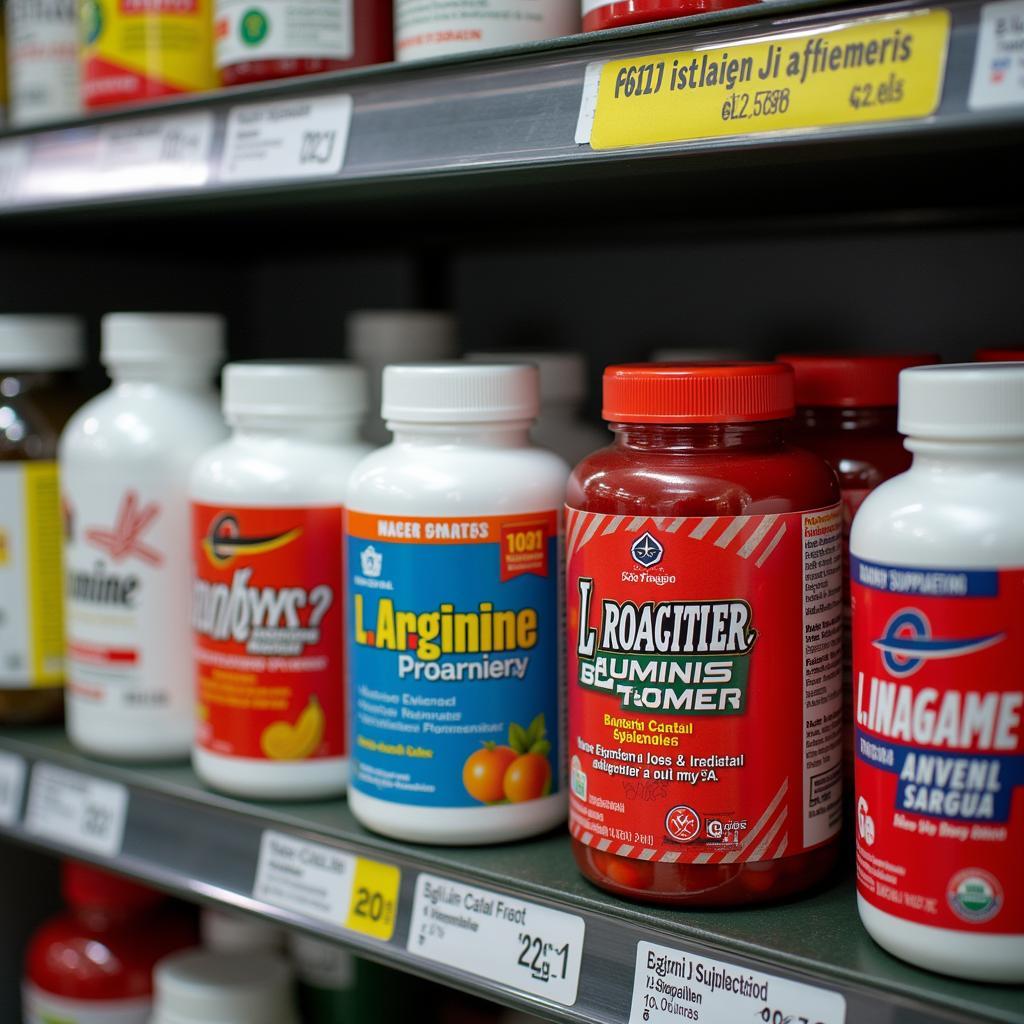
xmin=346 ymin=363 xmax=568 ymax=844
xmin=346 ymin=310 xmax=456 ymax=446
xmin=5 ymin=0 xmax=80 ymax=126
xmin=200 ymin=908 xmax=283 ymax=953
xmin=60 ymin=314 xmax=226 ymax=762
xmin=850 ymin=362 xmax=1024 ymax=982
xmin=190 ymin=361 xmax=369 ymax=800
xmin=466 ymin=351 xmax=606 ymax=464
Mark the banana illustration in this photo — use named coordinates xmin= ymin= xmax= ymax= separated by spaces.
xmin=260 ymin=696 xmax=325 ymax=760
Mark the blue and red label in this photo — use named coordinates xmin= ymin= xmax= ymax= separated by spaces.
xmin=345 ymin=510 xmax=562 ymax=809
xmin=852 ymin=558 xmax=1023 ymax=933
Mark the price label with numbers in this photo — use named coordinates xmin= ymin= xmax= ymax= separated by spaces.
xmin=96 ymin=112 xmax=215 ymax=191
xmin=629 ymin=941 xmax=845 ymax=1024
xmin=220 ymin=94 xmax=352 ymax=183
xmin=344 ymin=856 xmax=401 ymax=941
xmin=0 ymin=752 xmax=27 ymax=826
xmin=0 ymin=140 xmax=29 ymax=204
xmin=25 ymin=763 xmax=128 ymax=857
xmin=407 ymin=873 xmax=585 ymax=1006
xmin=578 ymin=9 xmax=949 ymax=149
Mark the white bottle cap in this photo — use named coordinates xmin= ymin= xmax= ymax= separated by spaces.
xmin=287 ymin=933 xmax=355 ymax=990
xmin=466 ymin=351 xmax=587 ymax=404
xmin=152 ymin=950 xmax=299 ymax=1024
xmin=899 ymin=363 xmax=1024 ymax=441
xmin=382 ymin=362 xmax=539 ymax=424
xmin=222 ymin=361 xmax=367 ymax=421
xmin=200 ymin=908 xmax=283 ymax=953
xmin=0 ymin=315 xmax=85 ymax=370
xmin=101 ymin=313 xmax=225 ymax=369
xmin=347 ymin=310 xmax=456 ymax=362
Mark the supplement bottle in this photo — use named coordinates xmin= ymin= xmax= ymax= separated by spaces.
xmin=467 ymin=351 xmax=605 ymax=464
xmin=60 ymin=313 xmax=227 ymax=762
xmin=395 ymin=0 xmax=580 ymax=62
xmin=0 ymin=316 xmax=84 ymax=726
xmin=81 ymin=0 xmax=216 ymax=109
xmin=583 ymin=0 xmax=754 ymax=33
xmin=216 ymin=0 xmax=391 ymax=86
xmin=976 ymin=347 xmax=1024 ymax=362
xmin=346 ymin=309 xmax=456 ymax=446
xmin=851 ymin=363 xmax=1024 ymax=982
xmin=24 ymin=861 xmax=194 ymax=1024
xmin=567 ymin=363 xmax=843 ymax=905
xmin=151 ymin=950 xmax=299 ymax=1024
xmin=778 ymin=352 xmax=939 ymax=788
xmin=190 ymin=361 xmax=368 ymax=800
xmin=346 ymin=363 xmax=568 ymax=844
xmin=6 ymin=0 xmax=80 ymax=126
xmin=200 ymin=908 xmax=283 ymax=952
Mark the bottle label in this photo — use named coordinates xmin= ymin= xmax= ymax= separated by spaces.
xmin=851 ymin=558 xmax=1023 ymax=934
xmin=6 ymin=0 xmax=80 ymax=125
xmin=346 ymin=510 xmax=562 ymax=808
xmin=192 ymin=504 xmax=345 ymax=761
xmin=215 ymin=0 xmax=353 ymax=67
xmin=80 ymin=0 xmax=216 ymax=107
xmin=395 ymin=0 xmax=580 ymax=60
xmin=0 ymin=463 xmax=63 ymax=688
xmin=63 ymin=472 xmax=186 ymax=717
xmin=23 ymin=983 xmax=152 ymax=1024
xmin=567 ymin=505 xmax=843 ymax=863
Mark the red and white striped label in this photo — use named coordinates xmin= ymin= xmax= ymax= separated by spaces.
xmin=566 ymin=506 xmax=843 ymax=865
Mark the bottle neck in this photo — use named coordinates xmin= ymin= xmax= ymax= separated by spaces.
xmin=795 ymin=405 xmax=898 ymax=433
xmin=907 ymin=436 xmax=1024 ymax=470
xmin=107 ymin=363 xmax=217 ymax=391
xmin=231 ymin=416 xmax=363 ymax=444
xmin=387 ymin=420 xmax=534 ymax=447
xmin=609 ymin=420 xmax=786 ymax=452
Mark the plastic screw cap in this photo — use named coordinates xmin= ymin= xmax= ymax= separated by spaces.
xmin=101 ymin=313 xmax=226 ymax=368
xmin=382 ymin=362 xmax=540 ymax=423
xmin=899 ymin=362 xmax=1024 ymax=441
xmin=0 ymin=315 xmax=85 ymax=370
xmin=346 ymin=310 xmax=456 ymax=361
xmin=222 ymin=360 xmax=368 ymax=420
xmin=777 ymin=352 xmax=940 ymax=408
xmin=466 ymin=351 xmax=588 ymax=404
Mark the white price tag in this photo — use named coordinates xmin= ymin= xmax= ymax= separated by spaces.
xmin=575 ymin=62 xmax=603 ymax=145
xmin=253 ymin=830 xmax=357 ymax=926
xmin=96 ymin=112 xmax=214 ymax=191
xmin=0 ymin=752 xmax=27 ymax=826
xmin=25 ymin=763 xmax=128 ymax=857
xmin=408 ymin=873 xmax=585 ymax=1006
xmin=0 ymin=141 xmax=29 ymax=203
xmin=969 ymin=0 xmax=1024 ymax=108
xmin=219 ymin=94 xmax=353 ymax=183
xmin=630 ymin=941 xmax=845 ymax=1024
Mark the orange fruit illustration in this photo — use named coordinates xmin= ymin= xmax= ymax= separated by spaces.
xmin=463 ymin=744 xmax=518 ymax=804
xmin=502 ymin=752 xmax=551 ymax=803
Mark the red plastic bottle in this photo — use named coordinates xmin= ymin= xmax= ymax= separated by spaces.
xmin=582 ymin=0 xmax=755 ymax=33
xmin=216 ymin=0 xmax=392 ymax=87
xmin=24 ymin=862 xmax=196 ymax=1024
xmin=567 ymin=363 xmax=843 ymax=905
xmin=976 ymin=347 xmax=1024 ymax=361
xmin=777 ymin=353 xmax=938 ymax=787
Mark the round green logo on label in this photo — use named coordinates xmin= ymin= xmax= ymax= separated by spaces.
xmin=240 ymin=8 xmax=268 ymax=46
xmin=947 ymin=868 xmax=1002 ymax=923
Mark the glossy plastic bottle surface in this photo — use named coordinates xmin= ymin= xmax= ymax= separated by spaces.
xmin=582 ymin=0 xmax=756 ymax=33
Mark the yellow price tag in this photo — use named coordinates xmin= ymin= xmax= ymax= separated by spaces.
xmin=344 ymin=857 xmax=400 ymax=941
xmin=589 ymin=9 xmax=950 ymax=149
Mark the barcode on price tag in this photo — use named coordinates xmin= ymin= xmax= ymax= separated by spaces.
xmin=407 ymin=873 xmax=585 ymax=1006
xmin=629 ymin=941 xmax=845 ymax=1024
xmin=0 ymin=140 xmax=29 ymax=204
xmin=25 ymin=763 xmax=128 ymax=857
xmin=96 ymin=112 xmax=215 ymax=191
xmin=0 ymin=752 xmax=27 ymax=826
xmin=219 ymin=94 xmax=352 ymax=183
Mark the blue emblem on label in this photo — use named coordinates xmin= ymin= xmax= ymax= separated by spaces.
xmin=873 ymin=608 xmax=1005 ymax=677
xmin=631 ymin=531 xmax=663 ymax=567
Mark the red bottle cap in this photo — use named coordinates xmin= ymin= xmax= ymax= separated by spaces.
xmin=602 ymin=363 xmax=794 ymax=423
xmin=62 ymin=860 xmax=164 ymax=912
xmin=975 ymin=347 xmax=1024 ymax=362
xmin=776 ymin=353 xmax=939 ymax=408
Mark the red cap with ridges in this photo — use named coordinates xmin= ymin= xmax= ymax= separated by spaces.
xmin=602 ymin=363 xmax=794 ymax=423
xmin=976 ymin=348 xmax=1024 ymax=363
xmin=62 ymin=860 xmax=164 ymax=912
xmin=776 ymin=353 xmax=939 ymax=407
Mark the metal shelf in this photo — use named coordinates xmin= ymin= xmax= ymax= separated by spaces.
xmin=0 ymin=0 xmax=1020 ymax=220
xmin=0 ymin=728 xmax=1020 ymax=1024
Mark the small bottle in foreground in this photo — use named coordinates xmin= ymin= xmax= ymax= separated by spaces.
xmin=346 ymin=363 xmax=568 ymax=844
xmin=582 ymin=0 xmax=755 ymax=33
xmin=851 ymin=363 xmax=1024 ymax=982
xmin=567 ymin=363 xmax=843 ymax=905
xmin=60 ymin=313 xmax=227 ymax=762
xmin=191 ymin=361 xmax=368 ymax=800
xmin=0 ymin=316 xmax=84 ymax=726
